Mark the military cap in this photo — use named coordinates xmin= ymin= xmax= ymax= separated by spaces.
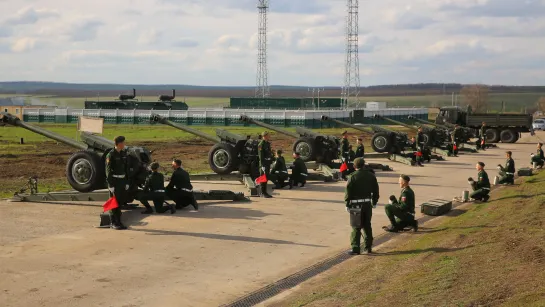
xmin=417 ymin=126 xmax=422 ymax=129
xmin=400 ymin=174 xmax=410 ymax=182
xmin=342 ymin=130 xmax=348 ymax=135
xmin=150 ymin=162 xmax=160 ymax=170
xmin=114 ymin=135 xmax=125 ymax=145
xmin=353 ymin=157 xmax=365 ymax=169
xmin=262 ymin=131 xmax=269 ymax=137
xmin=477 ymin=161 xmax=485 ymax=167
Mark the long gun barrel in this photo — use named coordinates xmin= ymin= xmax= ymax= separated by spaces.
xmin=239 ymin=115 xmax=299 ymax=139
xmin=373 ymin=114 xmax=421 ymax=131
xmin=151 ymin=113 xmax=220 ymax=143
xmin=320 ymin=115 xmax=374 ymax=134
xmin=0 ymin=112 xmax=88 ymax=151
xmin=321 ymin=115 xmax=403 ymax=135
xmin=408 ymin=116 xmax=449 ymax=129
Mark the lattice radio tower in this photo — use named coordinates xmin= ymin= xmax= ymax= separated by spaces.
xmin=255 ymin=0 xmax=270 ymax=98
xmin=341 ymin=0 xmax=360 ymax=109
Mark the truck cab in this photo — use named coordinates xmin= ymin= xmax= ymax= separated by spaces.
xmin=435 ymin=106 xmax=470 ymax=126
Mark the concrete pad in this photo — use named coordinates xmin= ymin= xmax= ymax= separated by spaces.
xmin=0 ymin=133 xmax=540 ymax=307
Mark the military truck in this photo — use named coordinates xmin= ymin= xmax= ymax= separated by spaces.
xmin=435 ymin=106 xmax=533 ymax=143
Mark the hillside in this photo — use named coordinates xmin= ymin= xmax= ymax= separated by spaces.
xmin=270 ymin=172 xmax=545 ymax=307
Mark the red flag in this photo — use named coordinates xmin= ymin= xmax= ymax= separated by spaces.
xmin=453 ymin=145 xmax=457 ymax=151
xmin=481 ymin=140 xmax=485 ymax=145
xmin=415 ymin=151 xmax=423 ymax=157
xmin=255 ymin=174 xmax=267 ymax=184
xmin=339 ymin=162 xmax=348 ymax=172
xmin=103 ymin=196 xmax=119 ymax=212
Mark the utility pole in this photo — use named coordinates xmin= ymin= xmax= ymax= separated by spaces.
xmin=317 ymin=88 xmax=324 ymax=110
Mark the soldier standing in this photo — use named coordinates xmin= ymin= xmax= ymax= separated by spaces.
xmin=531 ymin=143 xmax=544 ymax=168
xmin=340 ymin=131 xmax=350 ymax=179
xmin=355 ymin=138 xmax=364 ymax=159
xmin=258 ymin=131 xmax=273 ymax=198
xmin=451 ymin=124 xmax=461 ymax=156
xmin=289 ymin=152 xmax=308 ymax=188
xmin=383 ymin=175 xmax=418 ymax=232
xmin=497 ymin=151 xmax=515 ymax=185
xmin=105 ymin=136 xmax=129 ymax=230
xmin=479 ymin=121 xmax=487 ymax=150
xmin=345 ymin=157 xmax=379 ymax=255
xmin=166 ymin=159 xmax=198 ymax=210
xmin=469 ymin=162 xmax=491 ymax=202
xmin=140 ymin=162 xmax=176 ymax=214
xmin=271 ymin=149 xmax=291 ymax=189
xmin=415 ymin=127 xmax=425 ymax=167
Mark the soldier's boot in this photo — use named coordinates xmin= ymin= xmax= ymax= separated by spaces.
xmin=191 ymin=197 xmax=199 ymax=211
xmin=288 ymin=180 xmax=293 ymax=190
xmin=141 ymin=205 xmax=154 ymax=214
xmin=261 ymin=184 xmax=272 ymax=198
xmin=110 ymin=214 xmax=124 ymax=230
xmin=361 ymin=247 xmax=372 ymax=254
xmin=382 ymin=225 xmax=399 ymax=233
xmin=482 ymin=195 xmax=490 ymax=202
xmin=169 ymin=203 xmax=176 ymax=214
xmin=412 ymin=220 xmax=419 ymax=232
xmin=346 ymin=250 xmax=360 ymax=255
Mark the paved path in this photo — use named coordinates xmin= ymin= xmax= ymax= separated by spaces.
xmin=0 ymin=133 xmax=540 ymax=307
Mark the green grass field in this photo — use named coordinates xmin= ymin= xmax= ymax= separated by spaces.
xmin=2 ymin=92 xmax=544 ymax=111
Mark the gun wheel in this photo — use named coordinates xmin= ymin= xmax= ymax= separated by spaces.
xmin=208 ymin=143 xmax=238 ymax=175
xmin=66 ymin=150 xmax=105 ymax=193
xmin=293 ymin=138 xmax=315 ymax=162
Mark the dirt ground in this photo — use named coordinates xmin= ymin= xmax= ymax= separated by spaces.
xmin=0 ymin=132 xmax=541 ymax=306
xmin=0 ymin=132 xmax=365 ymax=196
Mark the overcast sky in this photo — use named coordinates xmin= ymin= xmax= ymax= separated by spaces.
xmin=0 ymin=0 xmax=543 ymax=86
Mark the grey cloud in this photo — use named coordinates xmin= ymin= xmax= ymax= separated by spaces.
xmin=123 ymin=9 xmax=142 ymax=16
xmin=6 ymin=7 xmax=60 ymax=25
xmin=159 ymin=0 xmax=331 ymax=14
xmin=173 ymin=38 xmax=199 ymax=47
xmin=441 ymin=0 xmax=545 ymax=18
xmin=396 ymin=42 xmax=498 ymax=69
xmin=68 ymin=20 xmax=104 ymax=42
xmin=393 ymin=14 xmax=436 ymax=30
xmin=0 ymin=26 xmax=13 ymax=37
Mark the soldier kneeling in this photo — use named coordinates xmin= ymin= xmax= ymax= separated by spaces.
xmin=468 ymin=162 xmax=490 ymax=202
xmin=530 ymin=143 xmax=544 ymax=168
xmin=496 ymin=151 xmax=515 ymax=185
xmin=289 ymin=152 xmax=308 ymax=188
xmin=166 ymin=159 xmax=198 ymax=211
xmin=140 ymin=162 xmax=176 ymax=215
xmin=383 ymin=175 xmax=418 ymax=232
xmin=271 ymin=149 xmax=291 ymax=189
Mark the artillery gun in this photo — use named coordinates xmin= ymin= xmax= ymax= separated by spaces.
xmin=373 ymin=114 xmax=447 ymax=148
xmin=0 ymin=112 xmax=151 ymax=196
xmin=321 ymin=115 xmax=410 ymax=154
xmin=408 ymin=116 xmax=473 ymax=143
xmin=239 ymin=115 xmax=340 ymax=165
xmin=159 ymin=89 xmax=176 ymax=102
xmin=117 ymin=88 xmax=137 ymax=101
xmin=150 ymin=114 xmax=259 ymax=176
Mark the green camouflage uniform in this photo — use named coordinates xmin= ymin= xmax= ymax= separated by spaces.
xmin=290 ymin=157 xmax=308 ymax=187
xmin=106 ymin=149 xmax=128 ymax=226
xmin=271 ymin=156 xmax=289 ymax=188
xmin=344 ymin=168 xmax=379 ymax=253
xmin=258 ymin=139 xmax=273 ymax=196
xmin=166 ymin=167 xmax=196 ymax=209
xmin=470 ymin=170 xmax=491 ymax=201
xmin=140 ymin=171 xmax=171 ymax=213
xmin=479 ymin=125 xmax=486 ymax=149
xmin=385 ymin=186 xmax=417 ymax=231
xmin=355 ymin=144 xmax=364 ymax=159
xmin=498 ymin=158 xmax=515 ymax=185
xmin=531 ymin=148 xmax=544 ymax=167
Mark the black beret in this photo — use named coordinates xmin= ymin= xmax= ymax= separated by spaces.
xmin=400 ymin=174 xmax=410 ymax=182
xmin=114 ymin=135 xmax=125 ymax=145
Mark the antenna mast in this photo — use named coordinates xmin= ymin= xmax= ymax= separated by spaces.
xmin=255 ymin=0 xmax=270 ymax=98
xmin=341 ymin=0 xmax=360 ymax=109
